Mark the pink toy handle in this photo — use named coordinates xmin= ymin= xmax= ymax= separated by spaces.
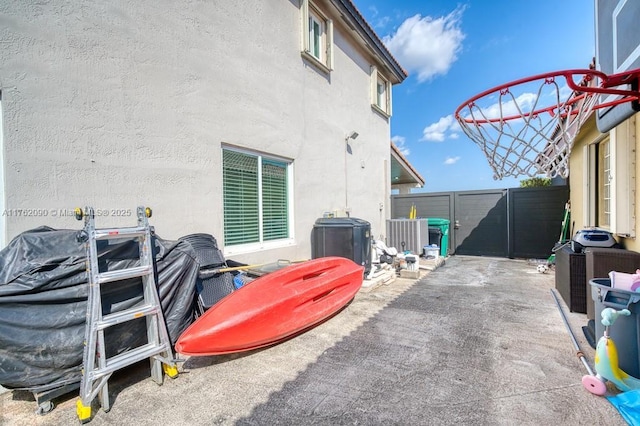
xmin=631 ymin=269 xmax=640 ymax=292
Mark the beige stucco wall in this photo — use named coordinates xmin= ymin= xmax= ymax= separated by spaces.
xmin=568 ymin=116 xmax=598 ymax=234
xmin=626 ymin=115 xmax=640 ymax=252
xmin=0 ymin=1 xmax=395 ymax=263
xmin=569 ymin=113 xmax=640 ymax=251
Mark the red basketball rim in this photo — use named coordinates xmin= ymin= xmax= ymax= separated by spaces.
xmin=455 ymin=68 xmax=640 ymax=124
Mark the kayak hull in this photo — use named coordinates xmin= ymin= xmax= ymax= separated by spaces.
xmin=175 ymin=256 xmax=364 ymax=356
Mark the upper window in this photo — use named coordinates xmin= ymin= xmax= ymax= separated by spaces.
xmin=371 ymin=66 xmax=392 ymax=116
xmin=222 ymin=148 xmax=294 ymax=253
xmin=301 ymin=0 xmax=333 ymax=72
xmin=309 ymin=12 xmax=324 ymax=60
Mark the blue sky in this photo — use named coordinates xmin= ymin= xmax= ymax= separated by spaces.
xmin=353 ymin=0 xmax=596 ymax=192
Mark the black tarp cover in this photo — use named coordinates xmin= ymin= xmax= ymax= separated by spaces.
xmin=0 ymin=227 xmax=198 ymax=392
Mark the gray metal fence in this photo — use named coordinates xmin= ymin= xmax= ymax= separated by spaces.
xmin=391 ymin=186 xmax=569 ymax=259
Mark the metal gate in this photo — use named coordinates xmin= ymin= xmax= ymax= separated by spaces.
xmin=454 ymin=190 xmax=508 ymax=256
xmin=391 ymin=186 xmax=568 ymax=258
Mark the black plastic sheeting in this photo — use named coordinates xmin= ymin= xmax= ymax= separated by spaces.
xmin=0 ymin=227 xmax=199 ymax=393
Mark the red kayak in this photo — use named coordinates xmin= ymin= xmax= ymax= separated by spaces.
xmin=175 ymin=256 xmax=364 ymax=356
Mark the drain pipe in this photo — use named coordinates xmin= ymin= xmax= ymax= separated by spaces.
xmin=550 ymin=289 xmax=594 ymax=376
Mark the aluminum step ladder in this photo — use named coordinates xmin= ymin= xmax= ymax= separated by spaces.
xmin=75 ymin=206 xmax=178 ymax=423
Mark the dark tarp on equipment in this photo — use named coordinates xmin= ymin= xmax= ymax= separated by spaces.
xmin=0 ymin=227 xmax=198 ymax=393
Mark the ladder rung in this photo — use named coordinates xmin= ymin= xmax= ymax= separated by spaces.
xmin=89 ymin=343 xmax=170 ymax=381
xmin=97 ymin=304 xmax=158 ymax=330
xmin=79 ymin=208 xmax=177 ymax=418
xmin=97 ymin=265 xmax=152 ymax=283
xmin=94 ymin=227 xmax=147 ymax=240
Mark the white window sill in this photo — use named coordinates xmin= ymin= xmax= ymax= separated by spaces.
xmin=223 ymin=238 xmax=296 ymax=257
xmin=301 ymin=51 xmax=331 ymax=74
xmin=371 ymin=103 xmax=391 ymax=118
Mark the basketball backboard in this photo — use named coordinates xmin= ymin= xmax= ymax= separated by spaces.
xmin=595 ymin=0 xmax=640 ymax=132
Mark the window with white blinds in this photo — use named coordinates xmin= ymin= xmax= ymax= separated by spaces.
xmin=223 ymin=149 xmax=291 ymax=247
xmin=261 ymin=158 xmax=289 ymax=241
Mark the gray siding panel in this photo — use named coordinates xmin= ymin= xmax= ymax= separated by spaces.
xmin=454 ymin=191 xmax=508 ymax=257
xmin=391 ymin=186 xmax=569 ymax=259
xmin=392 ymin=193 xmax=453 ymax=221
xmin=509 ymin=186 xmax=569 ymax=258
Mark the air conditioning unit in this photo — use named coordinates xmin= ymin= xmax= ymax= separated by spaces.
xmin=312 ymin=217 xmax=372 ymax=275
xmin=386 ymin=219 xmax=429 ymax=255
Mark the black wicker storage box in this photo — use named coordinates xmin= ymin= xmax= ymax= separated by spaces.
xmin=555 ymin=244 xmax=587 ymax=313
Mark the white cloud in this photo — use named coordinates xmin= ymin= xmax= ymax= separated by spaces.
xmin=383 ymin=6 xmax=466 ymax=82
xmin=478 ymin=92 xmax=538 ymax=120
xmin=557 ymin=83 xmax=572 ymax=100
xmin=444 ymin=156 xmax=461 ymax=165
xmin=421 ymin=114 xmax=461 ymax=142
xmin=367 ymin=6 xmax=390 ymax=29
xmin=459 ymin=80 xmax=573 ymax=124
xmin=454 ymin=79 xmax=583 ymax=145
xmin=375 ymin=16 xmax=391 ymax=29
xmin=392 ymin=135 xmax=410 ymax=156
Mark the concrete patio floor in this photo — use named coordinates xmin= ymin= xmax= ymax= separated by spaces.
xmin=1 ymin=256 xmax=626 ymax=425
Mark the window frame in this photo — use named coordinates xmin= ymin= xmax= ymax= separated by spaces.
xmin=308 ymin=12 xmax=324 ymax=61
xmin=597 ymin=137 xmax=611 ymax=228
xmin=222 ymin=147 xmax=295 ymax=256
xmin=371 ymin=65 xmax=392 ymax=116
xmin=583 ymin=117 xmax=636 ymax=237
xmin=301 ymin=0 xmax=334 ymax=73
xmin=0 ymin=93 xmax=4 ymax=248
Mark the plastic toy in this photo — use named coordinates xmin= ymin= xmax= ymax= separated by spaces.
xmin=582 ymin=308 xmax=640 ymax=395
xmin=609 ymin=270 xmax=640 ymax=292
xmin=536 ymin=263 xmax=549 ymax=274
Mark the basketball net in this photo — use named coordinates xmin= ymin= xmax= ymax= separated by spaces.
xmin=455 ymin=69 xmax=640 ymax=180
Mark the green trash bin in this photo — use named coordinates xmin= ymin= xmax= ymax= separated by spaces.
xmin=427 ymin=218 xmax=450 ymax=257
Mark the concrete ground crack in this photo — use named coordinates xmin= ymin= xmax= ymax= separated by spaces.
xmin=435 ymin=383 xmax=583 ymax=408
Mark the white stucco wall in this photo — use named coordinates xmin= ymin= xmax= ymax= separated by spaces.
xmin=0 ymin=1 xmax=394 ymax=262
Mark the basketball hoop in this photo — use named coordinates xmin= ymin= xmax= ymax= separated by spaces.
xmin=454 ymin=68 xmax=640 ymax=179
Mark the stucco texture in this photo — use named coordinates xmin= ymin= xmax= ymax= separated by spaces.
xmin=0 ymin=1 xmax=395 ymax=263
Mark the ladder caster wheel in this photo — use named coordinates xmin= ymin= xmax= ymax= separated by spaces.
xmin=76 ymin=400 xmax=92 ymax=423
xmin=74 ymin=207 xmax=84 ymax=221
xmin=145 ymin=207 xmax=152 ymax=218
xmin=35 ymin=400 xmax=54 ymax=415
xmin=163 ymin=363 xmax=179 ymax=379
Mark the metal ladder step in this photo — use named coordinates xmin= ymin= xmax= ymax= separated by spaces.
xmin=94 ymin=227 xmax=147 ymax=240
xmin=88 ymin=342 xmax=170 ymax=381
xmin=97 ymin=304 xmax=159 ymax=330
xmin=97 ymin=265 xmax=152 ymax=284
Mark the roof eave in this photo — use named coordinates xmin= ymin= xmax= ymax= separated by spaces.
xmin=391 ymin=142 xmax=425 ymax=187
xmin=330 ymin=0 xmax=408 ymax=83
